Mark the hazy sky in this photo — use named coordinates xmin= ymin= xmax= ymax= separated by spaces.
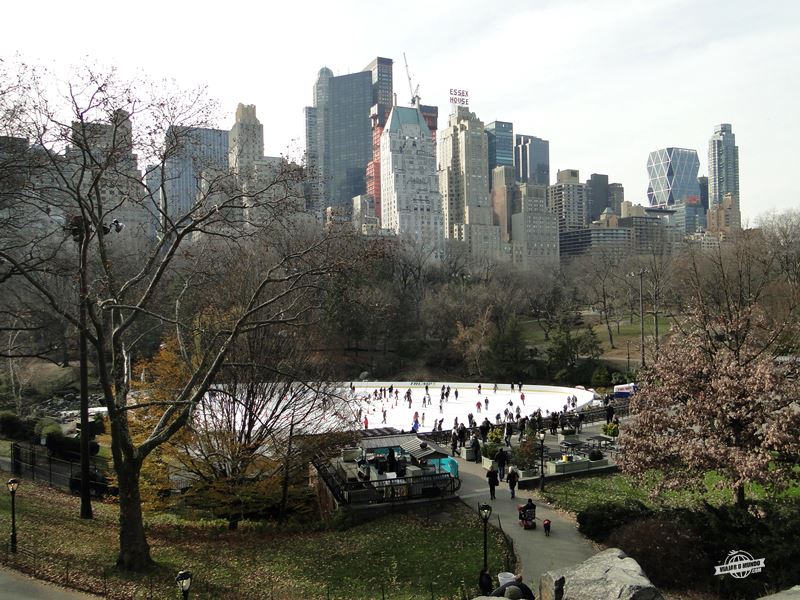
xmin=4 ymin=0 xmax=799 ymax=223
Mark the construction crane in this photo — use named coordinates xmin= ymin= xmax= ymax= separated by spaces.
xmin=403 ymin=52 xmax=420 ymax=107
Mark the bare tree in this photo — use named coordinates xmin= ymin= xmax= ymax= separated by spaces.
xmin=0 ymin=62 xmax=344 ymax=570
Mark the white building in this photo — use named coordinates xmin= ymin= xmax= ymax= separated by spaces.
xmin=547 ymin=169 xmax=588 ymax=234
xmin=380 ymin=106 xmax=443 ymax=253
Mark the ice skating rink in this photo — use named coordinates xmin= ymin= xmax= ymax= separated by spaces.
xmin=349 ymin=381 xmax=597 ymax=432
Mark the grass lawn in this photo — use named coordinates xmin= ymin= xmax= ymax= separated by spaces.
xmin=540 ymin=471 xmax=800 ymax=514
xmin=0 ymin=472 xmax=507 ymax=599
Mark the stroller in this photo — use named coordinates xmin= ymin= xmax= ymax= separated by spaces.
xmin=518 ymin=504 xmax=536 ymax=530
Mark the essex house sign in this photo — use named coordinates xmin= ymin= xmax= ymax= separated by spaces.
xmin=449 ymin=88 xmax=469 ymax=106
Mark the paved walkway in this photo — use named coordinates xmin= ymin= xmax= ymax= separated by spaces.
xmin=0 ymin=566 xmax=100 ymax=599
xmin=453 ymin=423 xmax=616 ymax=587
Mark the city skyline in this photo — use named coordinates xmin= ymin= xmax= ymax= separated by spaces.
xmin=3 ymin=0 xmax=799 ymax=224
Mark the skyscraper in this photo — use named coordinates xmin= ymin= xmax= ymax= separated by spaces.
xmin=438 ymin=107 xmax=500 ymax=259
xmin=514 ymin=134 xmax=549 ymax=186
xmin=486 ymin=121 xmax=513 ymax=189
xmin=608 ymin=183 xmax=624 ymax=214
xmin=380 ymin=106 xmax=443 ymax=250
xmin=147 ymin=126 xmax=229 ymax=227
xmin=646 ymin=148 xmax=701 ymax=207
xmin=364 ymin=57 xmax=394 ymax=224
xmin=304 ymin=64 xmax=374 ymax=215
xmin=708 ymin=123 xmax=739 ymax=208
xmin=586 ymin=173 xmax=609 ymax=221
xmin=548 ymin=169 xmax=588 ymax=252
xmin=697 ymin=176 xmax=709 ymax=212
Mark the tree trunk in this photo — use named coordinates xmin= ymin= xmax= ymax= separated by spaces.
xmin=116 ymin=460 xmax=152 ymax=570
xmin=735 ymin=484 xmax=746 ymax=508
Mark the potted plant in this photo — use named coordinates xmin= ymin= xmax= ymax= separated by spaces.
xmin=510 ymin=440 xmax=539 ymax=477
xmin=481 ymin=442 xmax=500 ymax=469
xmin=588 ymin=448 xmax=608 ymax=467
xmin=602 ymin=423 xmax=619 ymax=437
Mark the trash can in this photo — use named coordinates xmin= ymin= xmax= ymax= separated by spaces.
xmin=497 ymin=572 xmax=515 ymax=587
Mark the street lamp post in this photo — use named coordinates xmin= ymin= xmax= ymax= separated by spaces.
xmin=627 ymin=268 xmax=648 ymax=368
xmin=478 ymin=503 xmax=492 ymax=571
xmin=176 ymin=570 xmax=193 ymax=600
xmin=67 ymin=216 xmax=124 ymax=520
xmin=538 ymin=431 xmax=546 ymax=492
xmin=7 ymin=478 xmax=19 ymax=553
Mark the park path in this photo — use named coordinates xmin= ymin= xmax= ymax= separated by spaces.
xmin=453 ymin=431 xmax=598 ymax=588
xmin=0 ymin=565 xmax=100 ymax=599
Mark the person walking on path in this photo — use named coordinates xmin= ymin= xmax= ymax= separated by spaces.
xmin=606 ymin=403 xmax=615 ymax=425
xmin=504 ymin=421 xmax=513 ymax=447
xmin=451 ymin=431 xmax=459 ymax=457
xmin=486 ymin=465 xmax=499 ymax=500
xmin=507 ymin=467 xmax=519 ymax=499
xmin=494 ymin=447 xmax=508 ymax=481
xmin=479 ymin=418 xmax=490 ymax=443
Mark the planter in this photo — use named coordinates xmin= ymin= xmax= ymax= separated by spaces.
xmin=518 ymin=468 xmax=538 ymax=478
xmin=482 ymin=456 xmax=497 ymax=470
xmin=557 ymin=433 xmax=579 ymax=443
xmin=588 ymin=458 xmax=608 ymax=468
xmin=463 ymin=446 xmax=477 ymax=461
xmin=548 ymin=459 xmax=590 ymax=474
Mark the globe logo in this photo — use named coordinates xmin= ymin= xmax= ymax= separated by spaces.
xmin=714 ymin=550 xmax=765 ymax=578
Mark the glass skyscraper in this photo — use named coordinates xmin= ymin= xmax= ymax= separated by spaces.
xmin=708 ymin=123 xmax=739 ymax=207
xmin=646 ymin=147 xmax=701 ymax=207
xmin=305 ymin=66 xmax=374 ymax=214
xmin=515 ymin=134 xmax=549 ymax=186
xmin=486 ymin=121 xmax=513 ymax=190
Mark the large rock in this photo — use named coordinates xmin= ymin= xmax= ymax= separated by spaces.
xmin=539 ymin=548 xmax=663 ymax=600
xmin=758 ymin=586 xmax=800 ymax=600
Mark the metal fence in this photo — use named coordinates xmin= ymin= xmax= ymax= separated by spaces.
xmin=4 ymin=441 xmax=111 ymax=495
xmin=314 ymin=460 xmax=461 ymax=506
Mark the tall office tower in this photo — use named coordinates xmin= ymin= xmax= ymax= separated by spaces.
xmin=364 ymin=57 xmax=394 ymax=224
xmin=304 ymin=64 xmax=373 ymax=215
xmin=608 ymin=182 xmax=624 ymax=214
xmin=646 ymin=147 xmax=701 ymax=206
xmin=380 ymin=106 xmax=443 ymax=251
xmin=486 ymin=121 xmax=513 ymax=190
xmin=148 ymin=126 xmax=229 ymax=228
xmin=514 ymin=134 xmax=549 ymax=186
xmin=708 ymin=123 xmax=739 ymax=211
xmin=419 ymin=105 xmax=439 ymax=142
xmin=697 ymin=176 xmax=709 ymax=212
xmin=65 ymin=110 xmax=150 ymax=239
xmin=547 ymin=169 xmax=588 ymax=236
xmin=229 ymin=104 xmax=264 ymax=175
xmin=511 ymin=182 xmax=559 ymax=267
xmin=491 ymin=166 xmax=518 ymax=243
xmin=586 ymin=173 xmax=610 ymax=221
xmin=438 ymin=107 xmax=500 ymax=260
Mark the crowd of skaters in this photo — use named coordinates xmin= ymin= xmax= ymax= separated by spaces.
xmin=347 ymin=381 xmax=610 ymax=456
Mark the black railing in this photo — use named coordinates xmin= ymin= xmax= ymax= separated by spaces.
xmin=314 ymin=460 xmax=460 ymax=506
xmin=4 ymin=442 xmax=112 ymax=496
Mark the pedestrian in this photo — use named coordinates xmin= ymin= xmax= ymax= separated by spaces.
xmin=364 ymin=416 xmax=368 ymax=429
xmin=518 ymin=416 xmax=528 ymax=442
xmin=389 ymin=384 xmax=393 ymax=395
xmin=520 ymin=392 xmax=525 ymax=405
xmin=476 ymin=400 xmax=482 ymax=413
xmin=382 ymin=409 xmax=387 ymax=424
xmin=477 ymin=384 xmax=482 ymax=395
xmin=576 ymin=412 xmax=584 ymax=433
xmin=451 ymin=431 xmax=458 ymax=457
xmin=494 ymin=447 xmax=508 ymax=481
xmin=439 ymin=400 xmax=443 ymax=414
xmin=491 ymin=575 xmax=535 ymax=600
xmin=425 ymin=384 xmax=428 ymax=395
xmin=454 ymin=388 xmax=459 ymax=400
xmin=479 ymin=418 xmax=490 ymax=443
xmin=606 ymin=403 xmax=615 ymax=425
xmin=504 ymin=421 xmax=513 ymax=447
xmin=543 ymin=519 xmax=552 ymax=536
xmin=453 ymin=417 xmax=459 ymax=430
xmin=493 ymin=383 xmax=497 ymax=394
xmin=507 ymin=467 xmax=519 ymax=499
xmin=421 ymin=412 xmax=425 ymax=427
xmin=479 ymin=569 xmax=493 ymax=595
xmin=486 ymin=466 xmax=499 ymax=500
xmin=550 ymin=412 xmax=558 ymax=435
xmin=471 ymin=434 xmax=481 ymax=464
xmin=458 ymin=423 xmax=467 ymax=448
xmin=485 ymin=397 xmax=489 ymax=411
xmin=437 ymin=419 xmax=443 ymax=432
